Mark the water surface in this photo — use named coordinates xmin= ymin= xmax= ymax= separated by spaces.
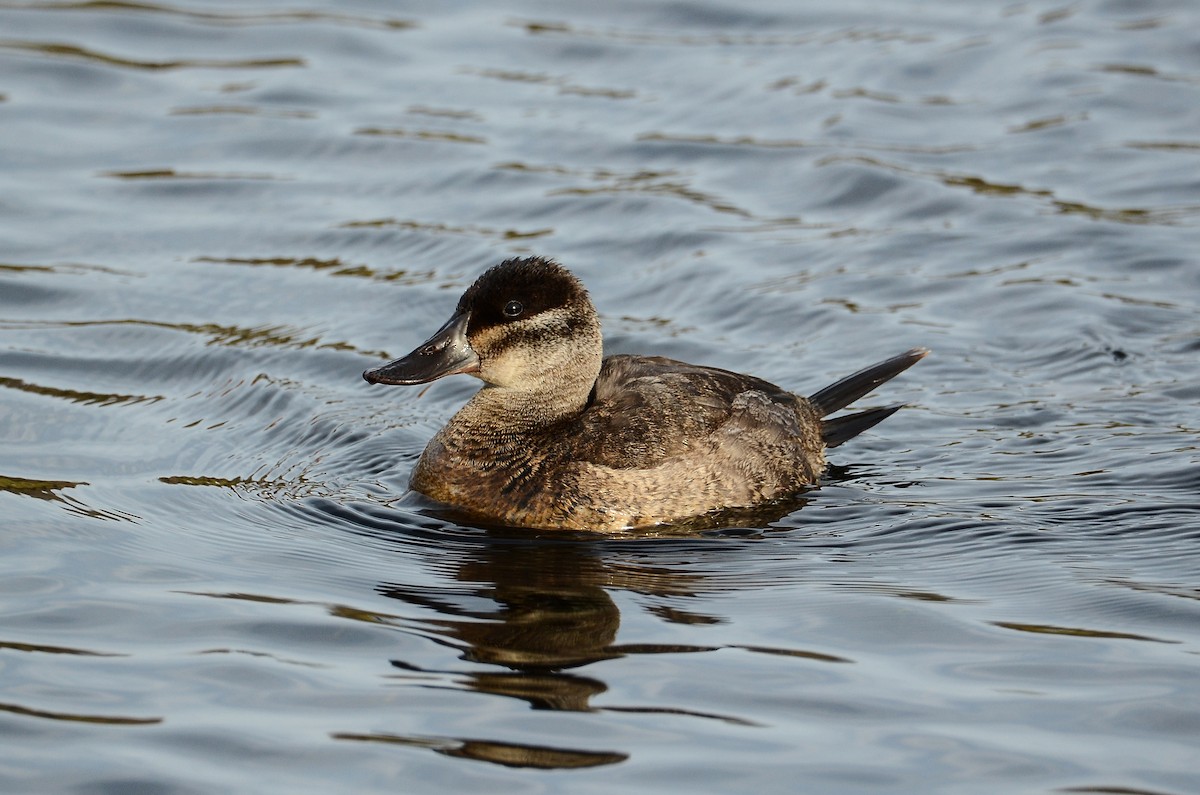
xmin=2 ymin=1 xmax=1199 ymax=793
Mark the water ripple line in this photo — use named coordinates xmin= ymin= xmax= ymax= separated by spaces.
xmin=0 ymin=39 xmax=304 ymax=70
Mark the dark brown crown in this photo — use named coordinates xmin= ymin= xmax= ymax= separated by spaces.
xmin=460 ymin=256 xmax=591 ymax=333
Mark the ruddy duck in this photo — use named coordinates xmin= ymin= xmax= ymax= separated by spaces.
xmin=364 ymin=256 xmax=926 ymax=531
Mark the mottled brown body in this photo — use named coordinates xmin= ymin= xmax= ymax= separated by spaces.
xmin=364 ymin=257 xmax=925 ymax=532
xmin=411 ymin=355 xmax=827 ymax=531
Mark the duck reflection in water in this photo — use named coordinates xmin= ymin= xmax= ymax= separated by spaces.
xmin=377 ymin=532 xmax=725 ymax=715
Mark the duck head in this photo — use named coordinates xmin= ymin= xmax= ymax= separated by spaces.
xmin=364 ymin=257 xmax=604 ymax=412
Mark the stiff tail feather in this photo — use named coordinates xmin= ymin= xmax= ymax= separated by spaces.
xmin=809 ymin=348 xmax=928 ymax=448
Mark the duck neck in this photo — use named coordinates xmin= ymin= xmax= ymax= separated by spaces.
xmin=455 ymin=379 xmax=593 ymax=438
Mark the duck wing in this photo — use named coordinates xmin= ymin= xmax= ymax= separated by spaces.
xmin=572 ymin=354 xmax=800 ymax=469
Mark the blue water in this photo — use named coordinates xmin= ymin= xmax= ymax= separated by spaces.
xmin=2 ymin=1 xmax=1199 ymax=793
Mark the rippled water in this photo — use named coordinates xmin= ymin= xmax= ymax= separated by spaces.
xmin=3 ymin=1 xmax=1199 ymax=792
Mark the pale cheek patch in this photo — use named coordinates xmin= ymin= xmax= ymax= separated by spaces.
xmin=481 ymin=349 xmax=536 ymax=387
xmin=473 ymin=308 xmax=583 ymax=387
xmin=482 ymin=339 xmax=568 ymax=387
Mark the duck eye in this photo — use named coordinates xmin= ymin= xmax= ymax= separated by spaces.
xmin=502 ymin=300 xmax=524 ymax=318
